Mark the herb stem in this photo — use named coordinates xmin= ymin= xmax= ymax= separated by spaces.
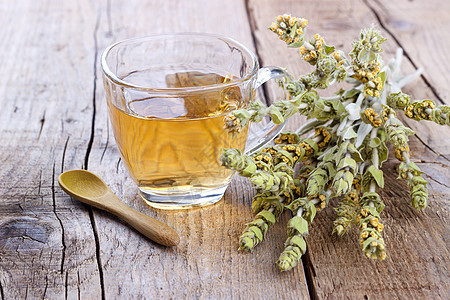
xmin=402 ymin=151 xmax=411 ymax=164
xmin=310 ymin=199 xmax=320 ymax=205
xmin=322 ymin=95 xmax=341 ymax=101
xmin=295 ymin=119 xmax=326 ymax=136
xmin=397 ymin=67 xmax=423 ymax=89
xmin=370 ymin=128 xmax=379 ymax=193
xmin=371 ymin=128 xmax=379 ymax=168
xmin=298 ymin=103 xmax=308 ymax=110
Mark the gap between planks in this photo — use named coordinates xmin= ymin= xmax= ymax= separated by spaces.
xmin=83 ymin=6 xmax=106 ymax=300
xmin=243 ymin=1 xmax=317 ymax=299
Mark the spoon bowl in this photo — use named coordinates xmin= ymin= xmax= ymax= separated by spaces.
xmin=58 ymin=169 xmax=180 ymax=247
xmin=59 ymin=170 xmax=109 ymax=200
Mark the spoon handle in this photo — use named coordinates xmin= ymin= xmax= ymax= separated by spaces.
xmin=104 ymin=195 xmax=180 ymax=247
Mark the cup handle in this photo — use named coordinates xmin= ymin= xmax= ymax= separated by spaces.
xmin=244 ymin=66 xmax=292 ymax=154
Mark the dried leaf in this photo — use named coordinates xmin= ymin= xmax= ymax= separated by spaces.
xmin=289 ymin=216 xmax=309 ymax=234
xmin=368 ymin=166 xmax=384 ymax=188
xmin=343 ymin=88 xmax=361 ymax=99
xmin=290 ymin=235 xmax=307 ymax=253
xmin=346 ymin=103 xmax=361 ymax=121
xmin=268 ymin=105 xmax=285 ymax=124
xmin=355 ymin=123 xmax=373 ymax=148
xmin=324 ymin=45 xmax=336 ymax=55
xmin=257 ymin=210 xmax=276 ymax=224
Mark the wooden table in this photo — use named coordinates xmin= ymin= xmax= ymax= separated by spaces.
xmin=1 ymin=0 xmax=449 ymax=299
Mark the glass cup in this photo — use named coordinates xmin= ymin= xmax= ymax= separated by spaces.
xmin=101 ymin=33 xmax=289 ymax=209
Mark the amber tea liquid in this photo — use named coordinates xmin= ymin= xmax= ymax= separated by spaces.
xmin=107 ymin=70 xmax=249 ymax=207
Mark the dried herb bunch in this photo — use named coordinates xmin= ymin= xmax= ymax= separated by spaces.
xmin=221 ymin=14 xmax=450 ymax=271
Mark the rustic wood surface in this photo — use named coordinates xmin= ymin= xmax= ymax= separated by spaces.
xmin=0 ymin=0 xmax=448 ymax=299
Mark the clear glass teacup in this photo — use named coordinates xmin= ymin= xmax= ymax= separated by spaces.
xmin=101 ymin=33 xmax=289 ymax=209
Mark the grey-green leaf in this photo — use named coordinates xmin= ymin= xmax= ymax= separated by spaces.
xmin=250 ymin=226 xmax=263 ymax=241
xmin=324 ymin=45 xmax=336 ymax=55
xmin=368 ymin=166 xmax=384 ymax=188
xmin=369 ymin=137 xmax=381 ymax=148
xmin=289 ymin=217 xmax=309 ymax=235
xmin=288 ymin=37 xmax=305 ymax=48
xmin=342 ymin=126 xmax=358 ymax=139
xmin=258 ymin=210 xmax=276 ymax=224
xmin=268 ymin=105 xmax=285 ymax=124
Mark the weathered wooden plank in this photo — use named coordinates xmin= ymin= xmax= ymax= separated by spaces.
xmin=0 ymin=1 xmax=103 ymax=299
xmin=1 ymin=0 xmax=448 ymax=299
xmin=364 ymin=0 xmax=450 ymax=162
xmin=0 ymin=0 xmax=307 ymax=298
xmin=366 ymin=0 xmax=450 ymax=103
xmin=85 ymin=0 xmax=310 ymax=299
xmin=248 ymin=0 xmax=449 ymax=299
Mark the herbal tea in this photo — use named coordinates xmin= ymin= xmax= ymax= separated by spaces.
xmin=107 ymin=70 xmax=249 ymax=196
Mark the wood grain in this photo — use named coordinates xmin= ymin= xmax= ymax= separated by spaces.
xmin=1 ymin=0 xmax=448 ymax=299
xmin=0 ymin=0 xmax=310 ymax=299
xmin=248 ymin=0 xmax=450 ymax=299
xmin=0 ymin=1 xmax=102 ymax=299
xmin=366 ymin=0 xmax=450 ymax=103
xmin=88 ymin=0 xmax=310 ymax=298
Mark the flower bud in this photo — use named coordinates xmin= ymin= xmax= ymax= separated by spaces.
xmin=387 ymin=92 xmax=411 ymax=110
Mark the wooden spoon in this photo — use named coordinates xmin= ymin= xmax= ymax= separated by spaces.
xmin=58 ymin=169 xmax=180 ymax=247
